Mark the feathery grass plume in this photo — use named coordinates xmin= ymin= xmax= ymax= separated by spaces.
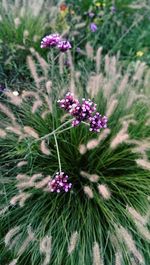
xmin=98 ymin=184 xmax=111 ymax=200
xmin=5 ymin=226 xmax=20 ymax=248
xmin=59 ymin=52 xmax=65 ymax=74
xmin=86 ymin=42 xmax=94 ymax=59
xmin=5 ymin=91 xmax=22 ymax=106
xmin=87 ymin=138 xmax=99 ymax=150
xmin=96 ymin=47 xmax=103 ymax=73
xmin=133 ymin=219 xmax=150 ymax=242
xmin=117 ymin=226 xmax=144 ymax=264
xmin=68 ymin=231 xmax=78 ymax=254
xmin=17 ymin=160 xmax=27 ymax=167
xmin=32 ymin=100 xmax=43 ymax=113
xmin=0 ymin=102 xmax=16 ymax=124
xmin=80 ymin=171 xmax=99 ymax=183
xmin=24 ymin=126 xmax=39 ymax=139
xmin=106 ymin=99 xmax=118 ymax=118
xmin=0 ymin=128 xmax=6 ymax=138
xmin=126 ymin=205 xmax=146 ymax=226
xmin=136 ymin=158 xmax=150 ymax=171
xmin=8 ymin=258 xmax=19 ymax=265
xmin=40 ymin=236 xmax=52 ymax=265
xmin=0 ymin=205 xmax=9 ymax=216
xmin=27 ymin=55 xmax=45 ymax=88
xmin=118 ymin=74 xmax=129 ymax=94
xmin=40 ymin=140 xmax=51 ymax=155
xmin=115 ymin=252 xmax=122 ymax=265
xmin=35 ymin=175 xmax=51 ymax=189
xmin=30 ymin=48 xmax=49 ymax=76
xmin=6 ymin=126 xmax=22 ymax=136
xmin=83 ymin=186 xmax=94 ymax=199
xmin=110 ymin=121 xmax=129 ymax=149
xmin=17 ymin=226 xmax=35 ymax=256
xmin=10 ymin=192 xmax=32 ymax=207
xmin=78 ymin=144 xmax=87 ymax=154
xmin=92 ymin=242 xmax=103 ymax=265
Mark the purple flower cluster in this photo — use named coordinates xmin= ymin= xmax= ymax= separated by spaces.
xmin=48 ymin=172 xmax=72 ymax=193
xmin=70 ymin=99 xmax=97 ymax=127
xmin=40 ymin=33 xmax=71 ymax=52
xmin=89 ymin=112 xmax=107 ymax=132
xmin=58 ymin=93 xmax=107 ymax=132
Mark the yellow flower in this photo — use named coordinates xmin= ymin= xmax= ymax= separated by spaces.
xmin=95 ymin=2 xmax=101 ymax=7
xmin=136 ymin=51 xmax=144 ymax=57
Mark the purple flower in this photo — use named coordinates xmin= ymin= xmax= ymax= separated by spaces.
xmin=57 ymin=92 xmax=79 ymax=111
xmin=57 ymin=40 xmax=72 ymax=52
xmin=89 ymin=112 xmax=107 ymax=132
xmin=90 ymin=23 xmax=98 ymax=32
xmin=88 ymin=12 xmax=95 ymax=18
xmin=48 ymin=172 xmax=72 ymax=193
xmin=0 ymin=84 xmax=6 ymax=93
xmin=110 ymin=5 xmax=116 ymax=13
xmin=70 ymin=99 xmax=97 ymax=126
xmin=40 ymin=33 xmax=61 ymax=48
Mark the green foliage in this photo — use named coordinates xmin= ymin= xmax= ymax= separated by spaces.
xmin=0 ymin=51 xmax=150 ymax=264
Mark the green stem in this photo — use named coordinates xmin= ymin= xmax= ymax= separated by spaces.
xmin=53 ymin=132 xmax=61 ymax=173
xmin=34 ymin=118 xmax=74 ymax=142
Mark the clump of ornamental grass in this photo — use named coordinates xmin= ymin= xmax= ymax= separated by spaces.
xmin=0 ymin=46 xmax=150 ymax=265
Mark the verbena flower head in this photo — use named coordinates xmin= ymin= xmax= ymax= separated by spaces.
xmin=70 ymin=99 xmax=97 ymax=126
xmin=57 ymin=92 xmax=79 ymax=111
xmin=57 ymin=40 xmax=72 ymax=52
xmin=40 ymin=33 xmax=61 ymax=48
xmin=48 ymin=172 xmax=72 ymax=193
xmin=90 ymin=23 xmax=98 ymax=32
xmin=89 ymin=112 xmax=108 ymax=132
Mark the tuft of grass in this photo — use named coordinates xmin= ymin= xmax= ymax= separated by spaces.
xmin=0 ymin=49 xmax=150 ymax=264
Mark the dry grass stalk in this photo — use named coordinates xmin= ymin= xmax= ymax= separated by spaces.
xmin=133 ymin=219 xmax=150 ymax=242
xmin=92 ymin=242 xmax=103 ymax=265
xmin=98 ymin=184 xmax=111 ymax=200
xmin=83 ymin=186 xmax=94 ymax=199
xmin=110 ymin=123 xmax=129 ymax=150
xmin=68 ymin=231 xmax=78 ymax=254
xmin=34 ymin=50 xmax=49 ymax=76
xmin=98 ymin=128 xmax=111 ymax=143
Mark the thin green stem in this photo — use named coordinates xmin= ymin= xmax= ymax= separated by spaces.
xmin=34 ymin=118 xmax=74 ymax=142
xmin=53 ymin=132 xmax=61 ymax=173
